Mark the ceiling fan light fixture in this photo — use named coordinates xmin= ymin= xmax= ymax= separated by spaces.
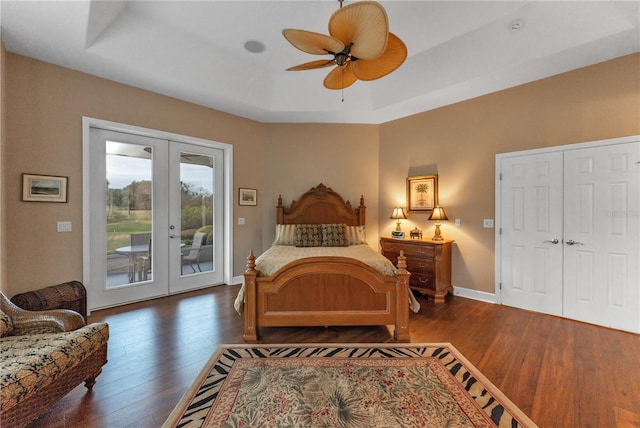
xmin=282 ymin=0 xmax=406 ymax=91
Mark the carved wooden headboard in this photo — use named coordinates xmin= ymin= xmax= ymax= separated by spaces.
xmin=276 ymin=183 xmax=366 ymax=226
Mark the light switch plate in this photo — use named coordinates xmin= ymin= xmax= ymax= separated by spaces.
xmin=454 ymin=218 xmax=461 ymax=226
xmin=483 ymin=219 xmax=494 ymax=228
xmin=57 ymin=221 xmax=72 ymax=232
xmin=238 ymin=217 xmax=245 ymax=225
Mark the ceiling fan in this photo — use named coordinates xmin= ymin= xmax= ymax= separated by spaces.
xmin=282 ymin=0 xmax=407 ymax=90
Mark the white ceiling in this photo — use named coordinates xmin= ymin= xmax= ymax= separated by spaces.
xmin=1 ymin=1 xmax=638 ymax=124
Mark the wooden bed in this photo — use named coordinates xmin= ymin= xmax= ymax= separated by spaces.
xmin=242 ymin=183 xmax=410 ymax=342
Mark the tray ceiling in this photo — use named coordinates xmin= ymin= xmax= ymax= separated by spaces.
xmin=1 ymin=1 xmax=638 ymax=124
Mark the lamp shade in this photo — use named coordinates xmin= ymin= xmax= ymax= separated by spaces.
xmin=428 ymin=206 xmax=448 ymax=221
xmin=390 ymin=207 xmax=407 ymax=220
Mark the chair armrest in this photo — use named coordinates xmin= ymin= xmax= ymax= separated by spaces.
xmin=10 ymin=280 xmax=87 ymax=320
xmin=11 ymin=309 xmax=86 ymax=334
xmin=1 ymin=292 xmax=86 ymax=334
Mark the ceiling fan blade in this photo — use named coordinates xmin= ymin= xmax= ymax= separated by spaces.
xmin=323 ymin=64 xmax=358 ymax=90
xmin=351 ymin=32 xmax=407 ymax=81
xmin=282 ymin=29 xmax=345 ymax=55
xmin=286 ymin=59 xmax=336 ymax=71
xmin=329 ymin=1 xmax=388 ymax=60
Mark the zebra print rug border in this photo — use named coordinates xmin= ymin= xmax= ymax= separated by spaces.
xmin=163 ymin=343 xmax=537 ymax=428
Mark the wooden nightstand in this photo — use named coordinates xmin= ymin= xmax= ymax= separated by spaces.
xmin=380 ymin=237 xmax=453 ymax=303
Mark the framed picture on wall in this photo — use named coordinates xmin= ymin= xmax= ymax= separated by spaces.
xmin=22 ymin=173 xmax=68 ymax=202
xmin=239 ymin=188 xmax=257 ymax=206
xmin=406 ymin=175 xmax=437 ymax=212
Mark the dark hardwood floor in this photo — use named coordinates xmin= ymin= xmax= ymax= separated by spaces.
xmin=30 ymin=285 xmax=640 ymax=427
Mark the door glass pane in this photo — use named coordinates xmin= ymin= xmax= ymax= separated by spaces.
xmin=180 ymin=152 xmax=214 ymax=276
xmin=105 ymin=141 xmax=153 ymax=287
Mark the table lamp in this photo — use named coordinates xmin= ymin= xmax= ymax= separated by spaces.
xmin=428 ymin=206 xmax=448 ymax=241
xmin=390 ymin=207 xmax=407 ymax=231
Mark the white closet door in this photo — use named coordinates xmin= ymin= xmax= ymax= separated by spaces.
xmin=563 ymin=142 xmax=640 ymax=332
xmin=499 ymin=152 xmax=564 ymax=316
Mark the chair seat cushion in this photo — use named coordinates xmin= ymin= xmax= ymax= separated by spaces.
xmin=0 ymin=309 xmax=13 ymax=337
xmin=0 ymin=323 xmax=109 ymax=411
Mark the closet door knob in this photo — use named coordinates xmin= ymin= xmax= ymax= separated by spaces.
xmin=566 ymin=240 xmax=584 ymax=246
xmin=543 ymin=238 xmax=560 ymax=244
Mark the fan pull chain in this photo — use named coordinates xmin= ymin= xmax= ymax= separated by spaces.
xmin=341 ymin=66 xmax=345 ymax=102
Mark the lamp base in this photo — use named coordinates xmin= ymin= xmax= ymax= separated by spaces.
xmin=432 ymin=223 xmax=444 ymax=241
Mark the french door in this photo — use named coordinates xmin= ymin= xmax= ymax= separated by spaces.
xmin=86 ymin=126 xmax=226 ymax=310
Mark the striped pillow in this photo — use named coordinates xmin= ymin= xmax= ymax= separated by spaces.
xmin=345 ymin=225 xmax=367 ymax=245
xmin=273 ymin=224 xmax=297 ymax=245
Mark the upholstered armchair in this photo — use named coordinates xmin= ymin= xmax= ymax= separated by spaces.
xmin=0 ymin=291 xmax=109 ymax=428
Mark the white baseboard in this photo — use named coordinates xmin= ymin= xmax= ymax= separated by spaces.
xmin=452 ymin=286 xmax=497 ymax=304
xmin=230 ymin=275 xmax=244 ymax=285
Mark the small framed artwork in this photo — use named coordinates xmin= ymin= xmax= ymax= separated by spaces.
xmin=238 ymin=188 xmax=257 ymax=206
xmin=22 ymin=173 xmax=68 ymax=203
xmin=407 ymin=175 xmax=438 ymax=212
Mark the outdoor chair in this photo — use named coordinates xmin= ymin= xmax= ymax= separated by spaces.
xmin=137 ymin=238 xmax=152 ymax=281
xmin=182 ymin=232 xmax=206 ymax=273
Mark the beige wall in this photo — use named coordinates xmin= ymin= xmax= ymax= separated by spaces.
xmin=2 ymin=53 xmax=264 ymax=297
xmin=261 ymin=124 xmax=380 ymax=250
xmin=379 ymin=53 xmax=640 ymax=293
xmin=0 ymin=40 xmax=6 ymax=291
xmin=2 ymin=49 xmax=638 ymax=299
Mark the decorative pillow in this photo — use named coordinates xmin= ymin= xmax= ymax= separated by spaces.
xmin=294 ymin=224 xmax=322 ymax=247
xmin=322 ymin=223 xmax=348 ymax=247
xmin=0 ymin=309 xmax=14 ymax=337
xmin=273 ymin=224 xmax=297 ymax=245
xmin=345 ymin=225 xmax=367 ymax=245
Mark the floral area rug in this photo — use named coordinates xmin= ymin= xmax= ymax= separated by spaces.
xmin=163 ymin=343 xmax=537 ymax=428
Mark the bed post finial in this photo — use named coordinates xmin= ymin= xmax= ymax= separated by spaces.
xmin=396 ymin=250 xmax=408 ymax=273
xmin=358 ymin=194 xmax=366 ymax=225
xmin=246 ymin=250 xmax=256 ymax=272
xmin=277 ymin=195 xmax=283 ymax=207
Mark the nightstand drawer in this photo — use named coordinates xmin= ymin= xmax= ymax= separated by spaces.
xmin=410 ymin=272 xmax=434 ymax=289
xmin=382 ymin=242 xmax=435 ymax=259
xmin=405 ymin=259 xmax=434 ymax=274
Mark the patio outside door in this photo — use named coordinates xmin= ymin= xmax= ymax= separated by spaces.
xmin=87 ymin=127 xmax=224 ymax=310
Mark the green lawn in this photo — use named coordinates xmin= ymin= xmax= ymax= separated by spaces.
xmin=107 ymin=210 xmax=151 ymax=253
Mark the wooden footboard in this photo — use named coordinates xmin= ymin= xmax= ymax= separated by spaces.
xmin=243 ymin=251 xmax=410 ymax=342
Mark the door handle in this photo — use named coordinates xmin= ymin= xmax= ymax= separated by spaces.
xmin=170 ymin=234 xmax=178 ymax=239
xmin=565 ymin=240 xmax=584 ymax=246
xmin=543 ymin=238 xmax=560 ymax=244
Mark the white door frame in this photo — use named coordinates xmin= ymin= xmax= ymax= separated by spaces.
xmin=82 ymin=117 xmax=234 ymax=312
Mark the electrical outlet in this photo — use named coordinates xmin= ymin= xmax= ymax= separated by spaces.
xmin=483 ymin=219 xmax=494 ymax=228
xmin=238 ymin=217 xmax=245 ymax=225
xmin=57 ymin=221 xmax=72 ymax=232
xmin=454 ymin=218 xmax=461 ymax=226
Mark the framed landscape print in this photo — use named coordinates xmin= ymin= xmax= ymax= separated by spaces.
xmin=407 ymin=175 xmax=437 ymax=212
xmin=22 ymin=173 xmax=68 ymax=202
xmin=239 ymin=188 xmax=257 ymax=206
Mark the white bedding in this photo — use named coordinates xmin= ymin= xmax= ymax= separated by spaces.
xmin=234 ymin=244 xmax=420 ymax=314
